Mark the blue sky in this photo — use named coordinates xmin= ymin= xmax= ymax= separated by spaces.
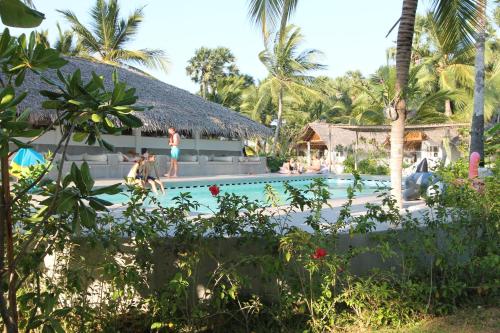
xmin=5 ymin=0 xmax=412 ymax=93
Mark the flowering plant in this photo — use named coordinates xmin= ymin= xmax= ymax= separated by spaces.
xmin=208 ymin=185 xmax=220 ymax=196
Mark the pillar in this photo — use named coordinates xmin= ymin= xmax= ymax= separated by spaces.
xmin=307 ymin=141 xmax=311 ymax=166
xmin=133 ymin=128 xmax=142 ymax=154
xmin=193 ymin=130 xmax=201 ymax=155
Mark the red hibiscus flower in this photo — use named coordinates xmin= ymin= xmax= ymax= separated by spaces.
xmin=312 ymin=248 xmax=327 ymax=259
xmin=209 ymin=185 xmax=220 ymax=196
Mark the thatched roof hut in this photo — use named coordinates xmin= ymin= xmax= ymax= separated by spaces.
xmin=17 ymin=57 xmax=271 ymax=138
xmin=297 ymin=122 xmax=468 ymax=151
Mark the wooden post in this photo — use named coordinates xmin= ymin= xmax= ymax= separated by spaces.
xmin=328 ymin=125 xmax=333 ymax=172
xmin=307 ymin=141 xmax=311 ymax=166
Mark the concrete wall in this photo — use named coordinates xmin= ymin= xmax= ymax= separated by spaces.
xmin=66 ymin=230 xmax=400 ymax=302
xmin=45 ymin=155 xmax=268 ymax=179
xmin=15 ymin=130 xmax=244 ymax=156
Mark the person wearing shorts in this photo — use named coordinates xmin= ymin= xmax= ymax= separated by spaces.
xmin=167 ymin=126 xmax=180 ymax=177
xmin=144 ymin=154 xmax=165 ymax=195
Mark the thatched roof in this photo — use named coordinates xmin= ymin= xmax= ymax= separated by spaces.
xmin=298 ymin=122 xmax=468 ymax=150
xmin=16 ymin=57 xmax=272 ymax=138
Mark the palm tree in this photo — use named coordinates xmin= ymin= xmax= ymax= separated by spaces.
xmin=259 ymin=25 xmax=324 ymax=156
xmin=248 ymin=0 xmax=299 ymax=40
xmin=416 ymin=14 xmax=476 ymax=117
xmin=53 ymin=23 xmax=82 ymax=56
xmin=469 ymin=0 xmax=487 ymax=161
xmin=58 ymin=0 xmax=168 ymax=72
xmin=207 ymin=74 xmax=254 ymax=111
xmin=390 ymin=0 xmax=482 ymax=208
xmin=186 ymin=47 xmax=238 ymax=99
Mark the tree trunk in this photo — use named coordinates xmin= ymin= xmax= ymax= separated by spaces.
xmin=354 ymin=131 xmax=359 ymax=171
xmin=444 ymin=99 xmax=453 ymax=117
xmin=469 ymin=0 xmax=486 ymax=163
xmin=0 ymin=156 xmax=18 ymax=333
xmin=271 ymin=86 xmax=284 ymax=156
xmin=391 ymin=0 xmax=418 ymax=209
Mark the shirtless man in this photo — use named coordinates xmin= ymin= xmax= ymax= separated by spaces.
xmin=167 ymin=126 xmax=180 ymax=177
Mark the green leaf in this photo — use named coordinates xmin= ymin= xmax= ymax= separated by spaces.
xmin=56 ymin=193 xmax=77 ymax=213
xmin=49 ymin=320 xmax=65 ymax=333
xmin=90 ymin=183 xmax=121 ymax=196
xmin=88 ymin=197 xmax=112 ymax=211
xmin=0 ymin=0 xmax=45 ymax=28
xmin=72 ymin=132 xmax=87 ymax=142
xmin=80 ymin=162 xmax=94 ymax=193
xmin=91 ymin=113 xmax=102 ymax=122
xmin=78 ymin=204 xmax=96 ymax=228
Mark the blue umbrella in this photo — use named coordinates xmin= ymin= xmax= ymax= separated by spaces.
xmin=11 ymin=148 xmax=45 ymax=175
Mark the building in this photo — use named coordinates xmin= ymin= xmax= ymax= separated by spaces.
xmin=297 ymin=122 xmax=468 ymax=174
xmin=13 ymin=57 xmax=271 ymax=178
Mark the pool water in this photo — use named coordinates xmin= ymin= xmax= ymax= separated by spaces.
xmin=99 ymin=177 xmax=389 ymax=213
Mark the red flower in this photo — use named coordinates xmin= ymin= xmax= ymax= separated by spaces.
xmin=312 ymin=248 xmax=327 ymax=259
xmin=209 ymin=185 xmax=220 ymax=196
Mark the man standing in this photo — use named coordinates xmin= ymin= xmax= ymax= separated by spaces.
xmin=167 ymin=126 xmax=180 ymax=177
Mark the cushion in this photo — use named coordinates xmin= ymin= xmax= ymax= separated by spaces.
xmin=65 ymin=154 xmax=83 ymax=161
xmin=212 ymin=156 xmax=233 ymax=162
xmin=83 ymin=153 xmax=107 ymax=163
xmin=179 ymin=155 xmax=198 ymax=162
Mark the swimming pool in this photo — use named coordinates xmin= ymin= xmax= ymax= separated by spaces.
xmin=98 ymin=176 xmax=390 ymax=213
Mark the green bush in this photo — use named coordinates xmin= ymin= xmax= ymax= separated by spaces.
xmin=266 ymin=156 xmax=287 ymax=172
xmin=11 ymin=166 xmax=500 ymax=332
xmin=344 ymin=155 xmax=389 ymax=175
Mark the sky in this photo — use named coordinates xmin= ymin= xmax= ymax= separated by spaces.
xmin=5 ymin=0 xmax=413 ymax=93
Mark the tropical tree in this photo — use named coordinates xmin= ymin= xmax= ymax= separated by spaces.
xmin=207 ymin=74 xmax=254 ymax=111
xmin=186 ymin=47 xmax=238 ymax=99
xmin=259 ymin=25 xmax=324 ymax=155
xmin=248 ymin=0 xmax=299 ymax=40
xmin=469 ymin=0 xmax=487 ymax=161
xmin=390 ymin=0 xmax=482 ymax=208
xmin=58 ymin=0 xmax=168 ymax=72
xmin=416 ymin=14 xmax=476 ymax=117
xmin=53 ymin=22 xmax=81 ymax=56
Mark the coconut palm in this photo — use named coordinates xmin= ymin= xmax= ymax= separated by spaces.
xmin=415 ymin=14 xmax=476 ymax=117
xmin=53 ymin=23 xmax=83 ymax=56
xmin=248 ymin=0 xmax=299 ymax=40
xmin=469 ymin=0 xmax=487 ymax=160
xmin=58 ymin=0 xmax=168 ymax=72
xmin=390 ymin=0 xmax=482 ymax=208
xmin=207 ymin=74 xmax=254 ymax=111
xmin=186 ymin=47 xmax=238 ymax=99
xmin=259 ymin=25 xmax=325 ymax=155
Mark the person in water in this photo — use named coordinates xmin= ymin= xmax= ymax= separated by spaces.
xmin=143 ymin=154 xmax=166 ymax=195
xmin=167 ymin=126 xmax=180 ymax=177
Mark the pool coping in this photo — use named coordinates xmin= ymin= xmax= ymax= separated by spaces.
xmin=94 ymin=173 xmax=391 ymax=189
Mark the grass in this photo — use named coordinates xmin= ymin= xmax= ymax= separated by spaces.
xmin=346 ymin=307 xmax=500 ymax=333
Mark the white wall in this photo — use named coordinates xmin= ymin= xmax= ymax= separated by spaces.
xmin=15 ymin=130 xmax=243 ymax=153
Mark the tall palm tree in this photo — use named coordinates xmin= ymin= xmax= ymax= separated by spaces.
xmin=58 ymin=0 xmax=168 ymax=72
xmin=416 ymin=14 xmax=476 ymax=117
xmin=186 ymin=47 xmax=238 ymax=99
xmin=53 ymin=22 xmax=83 ymax=56
xmin=391 ymin=0 xmax=482 ymax=208
xmin=248 ymin=0 xmax=299 ymax=40
xmin=259 ymin=25 xmax=324 ymax=155
xmin=469 ymin=0 xmax=487 ymax=161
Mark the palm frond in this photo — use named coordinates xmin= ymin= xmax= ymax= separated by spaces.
xmin=431 ymin=0 xmax=483 ymax=50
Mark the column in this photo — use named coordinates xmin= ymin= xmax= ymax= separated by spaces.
xmin=307 ymin=141 xmax=311 ymax=166
xmin=133 ymin=128 xmax=142 ymax=154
